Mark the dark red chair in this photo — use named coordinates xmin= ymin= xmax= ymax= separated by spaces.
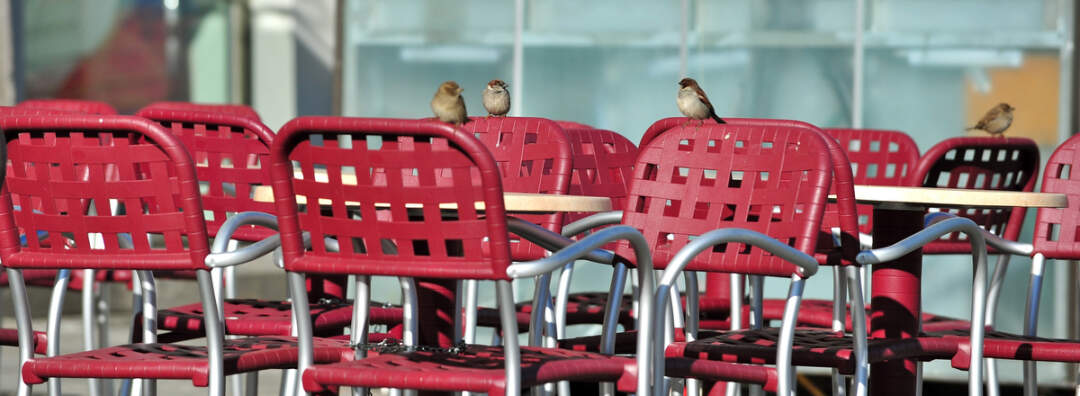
xmin=15 ymin=99 xmax=117 ymax=115
xmin=140 ymin=101 xmax=261 ymax=121
xmin=0 ymin=114 xmax=352 ymax=395
xmin=266 ymin=117 xmax=654 ymax=395
xmin=758 ymin=129 xmax=921 ymax=330
xmin=134 ymin=108 xmax=403 ymax=340
xmin=920 ymin=133 xmax=1080 ymax=396
xmin=458 ymin=117 xmax=575 ymax=341
xmin=627 ymin=120 xmax=841 ymax=394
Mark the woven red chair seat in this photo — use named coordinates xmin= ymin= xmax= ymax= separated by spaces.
xmin=666 ymin=328 xmax=957 ymax=375
xmin=21 ymin=336 xmax=353 ymax=386
xmin=159 ymin=298 xmax=403 ymax=337
xmin=748 ymin=299 xmax=968 ymax=333
xmin=477 ymin=292 xmax=638 ymax=332
xmin=925 ymin=329 xmax=1080 ymax=369
xmin=302 ymin=344 xmax=633 ymax=394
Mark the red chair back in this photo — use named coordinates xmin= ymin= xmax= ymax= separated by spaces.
xmin=910 ymin=137 xmax=1039 ymax=254
xmin=0 ymin=115 xmax=209 ymax=271
xmin=16 ymin=99 xmax=117 ymax=115
xmin=1033 ymin=134 xmax=1080 ymax=259
xmin=136 ymin=108 xmax=276 ymax=241
xmin=615 ymin=122 xmax=832 ymax=277
xmin=141 ymin=101 xmax=261 ymax=121
xmin=563 ymin=128 xmax=636 ymax=223
xmin=825 ymin=128 xmax=919 ymax=235
xmin=459 ymin=117 xmax=572 ymax=261
xmin=271 ymin=117 xmax=512 ymax=280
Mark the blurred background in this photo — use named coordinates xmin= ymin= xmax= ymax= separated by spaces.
xmin=1 ymin=0 xmax=1078 ymax=389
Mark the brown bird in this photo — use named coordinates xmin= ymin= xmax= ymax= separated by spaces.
xmin=482 ymin=80 xmax=510 ymax=117
xmin=431 ymin=81 xmax=468 ymax=125
xmin=966 ymin=103 xmax=1014 ymax=137
xmin=677 ymin=78 xmax=726 ymax=125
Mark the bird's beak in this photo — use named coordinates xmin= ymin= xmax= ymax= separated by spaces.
xmin=456 ymin=88 xmax=464 ymax=94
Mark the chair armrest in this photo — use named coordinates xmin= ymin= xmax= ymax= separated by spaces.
xmin=856 ymin=215 xmax=988 ymax=265
xmin=509 ymin=225 xmax=655 ymax=395
xmin=923 ymin=212 xmax=1033 ymax=256
xmin=658 ymin=228 xmax=819 ymax=287
xmin=560 ymin=210 xmax=624 ymax=237
xmin=204 ymin=212 xmax=280 ymax=268
xmin=855 ymin=214 xmax=989 ymax=396
xmin=506 ymin=217 xmax=614 ymax=265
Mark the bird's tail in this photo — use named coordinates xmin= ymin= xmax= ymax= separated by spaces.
xmin=711 ymin=114 xmax=727 ymax=124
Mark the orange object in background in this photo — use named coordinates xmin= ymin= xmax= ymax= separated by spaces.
xmin=965 ymin=54 xmax=1060 ymax=146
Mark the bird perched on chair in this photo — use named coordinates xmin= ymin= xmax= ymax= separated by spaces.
xmin=966 ymin=103 xmax=1014 ymax=137
xmin=431 ymin=81 xmax=468 ymax=125
xmin=482 ymin=80 xmax=510 ymax=117
xmin=677 ymin=78 xmax=726 ymax=125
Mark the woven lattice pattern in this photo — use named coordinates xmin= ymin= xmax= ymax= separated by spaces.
xmin=459 ymin=117 xmax=572 ymax=261
xmin=1034 ymin=133 xmax=1080 ymax=259
xmin=140 ymin=101 xmax=261 ymax=121
xmin=16 ymin=99 xmax=117 ymax=115
xmin=137 ymin=108 xmax=277 ymax=242
xmin=824 ymin=129 xmax=919 ymax=235
xmin=21 ymin=336 xmax=353 ymax=386
xmin=668 ymin=328 xmax=956 ymax=374
xmin=0 ymin=115 xmax=210 ymax=270
xmin=301 ymin=344 xmax=629 ymax=394
xmin=272 ymin=117 xmax=512 ymax=280
xmin=616 ymin=122 xmax=831 ymax=277
xmin=159 ymin=298 xmax=403 ymax=336
xmin=563 ymin=128 xmax=636 ymax=223
xmin=911 ymin=137 xmax=1039 ymax=254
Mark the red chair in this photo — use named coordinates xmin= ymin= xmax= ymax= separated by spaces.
xmin=265 ymin=117 xmax=655 ymax=395
xmin=134 ymin=108 xmax=404 ymax=341
xmin=629 ymin=120 xmax=838 ymax=394
xmin=757 ymin=129 xmax=921 ymax=330
xmin=641 ymin=121 xmax=992 ymax=396
xmin=16 ymin=99 xmax=117 ymax=115
xmin=458 ymin=117 xmax=575 ymax=341
xmin=140 ymin=101 xmax=261 ymax=121
xmin=920 ymin=133 xmax=1080 ymax=396
xmin=1 ymin=114 xmax=351 ymax=395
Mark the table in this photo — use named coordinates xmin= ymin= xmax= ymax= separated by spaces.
xmin=252 ymin=184 xmax=613 ymax=346
xmin=841 ymin=185 xmax=1066 ymax=396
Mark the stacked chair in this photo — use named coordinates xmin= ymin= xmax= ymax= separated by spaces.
xmin=0 ymin=114 xmax=360 ymax=396
xmin=266 ymin=117 xmax=655 ymax=395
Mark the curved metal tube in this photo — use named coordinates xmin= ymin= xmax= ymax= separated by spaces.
xmin=398 ymin=277 xmax=419 ymax=346
xmin=46 ymin=269 xmax=71 ymax=396
xmin=654 ymin=228 xmax=819 ymax=396
xmin=846 ymin=266 xmax=868 ymax=396
xmin=204 ymin=212 xmax=281 ymax=268
xmin=287 ymin=272 xmax=314 ymax=396
xmin=507 ymin=217 xmax=614 ymax=264
xmin=553 ymin=210 xmax=625 ymax=339
xmin=462 ymin=279 xmax=479 ymax=344
xmin=559 ymin=211 xmax=624 ymax=238
xmin=9 ymin=269 xmax=34 ymax=396
xmin=858 ymin=215 xmax=988 ymax=396
xmin=510 ymin=225 xmax=654 ymax=396
xmin=924 ymin=212 xmax=1033 ymax=256
xmin=1022 ymin=253 xmax=1046 ymax=396
xmin=776 ymin=275 xmax=806 ymax=396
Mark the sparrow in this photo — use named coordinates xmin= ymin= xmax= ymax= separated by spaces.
xmin=966 ymin=103 xmax=1014 ymax=137
xmin=482 ymin=80 xmax=510 ymax=117
xmin=677 ymin=78 xmax=726 ymax=125
xmin=431 ymin=81 xmax=468 ymax=125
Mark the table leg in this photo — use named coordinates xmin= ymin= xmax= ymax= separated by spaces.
xmin=869 ymin=208 xmax=923 ymax=396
